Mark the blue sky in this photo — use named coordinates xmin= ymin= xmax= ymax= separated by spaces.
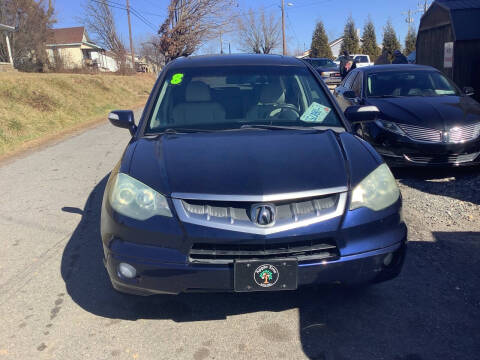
xmin=54 ymin=0 xmax=429 ymax=54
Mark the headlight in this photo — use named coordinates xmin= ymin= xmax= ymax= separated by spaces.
xmin=375 ymin=119 xmax=406 ymax=136
xmin=109 ymin=173 xmax=172 ymax=220
xmin=350 ymin=164 xmax=400 ymax=211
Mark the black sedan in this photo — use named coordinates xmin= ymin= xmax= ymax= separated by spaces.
xmin=303 ymin=58 xmax=342 ymax=86
xmin=334 ymin=64 xmax=480 ymax=166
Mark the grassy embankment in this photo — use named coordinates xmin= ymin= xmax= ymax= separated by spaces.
xmin=0 ymin=72 xmax=156 ymax=157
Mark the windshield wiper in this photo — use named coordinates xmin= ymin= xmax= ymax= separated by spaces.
xmin=160 ymin=128 xmax=214 ymax=134
xmin=240 ymin=124 xmax=323 ymax=131
xmin=369 ymin=95 xmax=401 ymax=98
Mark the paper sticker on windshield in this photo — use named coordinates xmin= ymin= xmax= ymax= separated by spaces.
xmin=170 ymin=73 xmax=184 ymax=85
xmin=300 ymin=102 xmax=331 ymax=123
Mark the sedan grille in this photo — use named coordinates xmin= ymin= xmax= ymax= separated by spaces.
xmin=398 ymin=123 xmax=480 ymax=143
xmin=189 ymin=239 xmax=339 ymax=264
xmin=404 ymin=152 xmax=480 ymax=164
xmin=448 ymin=123 xmax=480 ymax=143
xmin=398 ymin=124 xmax=442 ymax=142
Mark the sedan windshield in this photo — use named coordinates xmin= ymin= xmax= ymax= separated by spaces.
xmin=366 ymin=70 xmax=460 ymax=97
xmin=146 ymin=65 xmax=343 ymax=133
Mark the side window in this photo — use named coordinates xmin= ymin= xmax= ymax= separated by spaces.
xmin=355 ymin=56 xmax=368 ymax=63
xmin=352 ymin=73 xmax=363 ymax=97
xmin=344 ymin=71 xmax=358 ymax=89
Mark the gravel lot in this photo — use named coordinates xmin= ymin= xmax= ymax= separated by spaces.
xmin=0 ymin=120 xmax=479 ymax=359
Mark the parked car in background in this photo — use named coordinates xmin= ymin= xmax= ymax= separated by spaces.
xmin=303 ymin=57 xmax=341 ymax=86
xmin=333 ymin=56 xmax=343 ymax=66
xmin=102 ymin=54 xmax=407 ymax=296
xmin=334 ymin=54 xmax=373 ymax=68
xmin=350 ymin=54 xmax=374 ymax=68
xmin=407 ymin=51 xmax=416 ymax=64
xmin=334 ymin=64 xmax=480 ymax=166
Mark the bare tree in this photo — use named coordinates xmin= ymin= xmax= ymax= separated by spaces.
xmin=83 ymin=0 xmax=127 ymax=70
xmin=0 ymin=0 xmax=55 ymax=71
xmin=137 ymin=35 xmax=165 ymax=72
xmin=236 ymin=9 xmax=261 ymax=53
xmin=158 ymin=0 xmax=235 ymax=62
xmin=237 ymin=8 xmax=280 ymax=54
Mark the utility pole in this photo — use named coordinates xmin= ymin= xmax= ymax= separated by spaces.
xmin=220 ymin=31 xmax=223 ymax=54
xmin=281 ymin=0 xmax=286 ymax=55
xmin=417 ymin=0 xmax=431 ymax=15
xmin=402 ymin=9 xmax=415 ymax=29
xmin=126 ymin=0 xmax=135 ymax=70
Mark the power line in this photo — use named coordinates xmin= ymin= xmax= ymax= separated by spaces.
xmin=90 ymin=0 xmax=158 ymax=31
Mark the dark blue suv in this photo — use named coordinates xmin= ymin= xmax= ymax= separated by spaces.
xmin=102 ymin=54 xmax=407 ymax=295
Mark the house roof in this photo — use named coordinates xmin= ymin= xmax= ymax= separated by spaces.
xmin=329 ymin=37 xmax=343 ymax=46
xmin=436 ymin=0 xmax=480 ymax=9
xmin=434 ymin=0 xmax=480 ymax=40
xmin=48 ymin=26 xmax=86 ymax=45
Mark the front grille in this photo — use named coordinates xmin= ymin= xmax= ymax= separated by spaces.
xmin=398 ymin=123 xmax=480 ymax=143
xmin=448 ymin=123 xmax=480 ymax=143
xmin=173 ymin=191 xmax=347 ymax=235
xmin=404 ymin=152 xmax=480 ymax=164
xmin=189 ymin=239 xmax=339 ymax=264
xmin=398 ymin=124 xmax=442 ymax=142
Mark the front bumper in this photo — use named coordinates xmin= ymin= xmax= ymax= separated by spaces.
xmin=101 ymin=192 xmax=407 ymax=295
xmin=105 ymin=240 xmax=406 ymax=295
xmin=322 ymin=76 xmax=342 ymax=85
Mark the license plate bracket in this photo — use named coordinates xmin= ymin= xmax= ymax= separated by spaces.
xmin=234 ymin=259 xmax=298 ymax=292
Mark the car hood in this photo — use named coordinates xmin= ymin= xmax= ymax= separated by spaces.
xmin=127 ymin=130 xmax=380 ymax=197
xmin=367 ymin=95 xmax=480 ymax=130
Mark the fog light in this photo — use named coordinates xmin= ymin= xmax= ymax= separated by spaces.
xmin=118 ymin=262 xmax=137 ymax=279
xmin=383 ymin=253 xmax=393 ymax=267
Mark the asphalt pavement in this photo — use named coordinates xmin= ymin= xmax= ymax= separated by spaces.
xmin=0 ymin=109 xmax=479 ymax=360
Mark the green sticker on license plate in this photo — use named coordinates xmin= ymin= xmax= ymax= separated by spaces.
xmin=300 ymin=102 xmax=331 ymax=123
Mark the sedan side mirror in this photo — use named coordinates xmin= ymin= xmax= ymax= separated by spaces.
xmin=344 ymin=105 xmax=380 ymax=124
xmin=108 ymin=110 xmax=137 ymax=136
xmin=463 ymin=87 xmax=475 ymax=96
xmin=343 ymin=90 xmax=357 ymax=99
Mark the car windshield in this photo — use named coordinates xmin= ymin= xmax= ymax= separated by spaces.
xmin=366 ymin=70 xmax=460 ymax=97
xmin=146 ymin=65 xmax=343 ymax=133
xmin=306 ymin=59 xmax=336 ymax=67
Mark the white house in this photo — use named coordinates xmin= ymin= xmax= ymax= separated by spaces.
xmin=46 ymin=26 xmax=118 ymax=72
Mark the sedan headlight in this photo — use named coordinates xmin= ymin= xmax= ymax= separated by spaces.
xmin=109 ymin=173 xmax=172 ymax=220
xmin=375 ymin=119 xmax=406 ymax=136
xmin=350 ymin=164 xmax=400 ymax=211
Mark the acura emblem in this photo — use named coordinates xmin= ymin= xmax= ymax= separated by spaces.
xmin=251 ymin=204 xmax=276 ymax=227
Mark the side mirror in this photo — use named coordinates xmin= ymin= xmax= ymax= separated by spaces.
xmin=343 ymin=90 xmax=356 ymax=99
xmin=108 ymin=110 xmax=137 ymax=136
xmin=344 ymin=105 xmax=380 ymax=124
xmin=463 ymin=87 xmax=475 ymax=96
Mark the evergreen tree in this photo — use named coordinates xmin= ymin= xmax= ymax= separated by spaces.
xmin=360 ymin=17 xmax=381 ymax=60
xmin=382 ymin=20 xmax=401 ymax=62
xmin=310 ymin=21 xmax=333 ymax=58
xmin=404 ymin=26 xmax=417 ymax=55
xmin=340 ymin=16 xmax=360 ymax=54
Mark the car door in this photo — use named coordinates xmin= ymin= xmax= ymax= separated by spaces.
xmin=334 ymin=70 xmax=359 ymax=111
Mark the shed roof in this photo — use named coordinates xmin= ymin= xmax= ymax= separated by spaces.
xmin=434 ymin=0 xmax=480 ymax=40
xmin=47 ymin=26 xmax=87 ymax=45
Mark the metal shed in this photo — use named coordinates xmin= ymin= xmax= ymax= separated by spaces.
xmin=416 ymin=0 xmax=480 ymax=101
